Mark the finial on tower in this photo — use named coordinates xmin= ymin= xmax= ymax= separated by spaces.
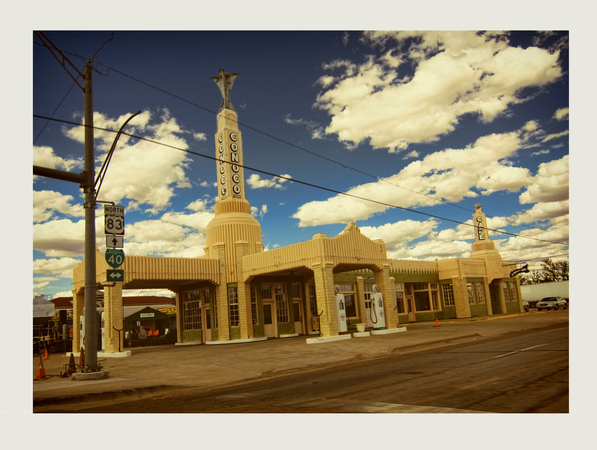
xmin=211 ymin=69 xmax=239 ymax=113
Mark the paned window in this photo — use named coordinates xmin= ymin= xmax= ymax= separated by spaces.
xmin=338 ymin=284 xmax=357 ymax=317
xmin=228 ymin=287 xmax=239 ymax=327
xmin=508 ymin=282 xmax=517 ymax=302
xmin=275 ymin=283 xmax=289 ymax=323
xmin=250 ymin=286 xmax=258 ymax=325
xmin=261 ymin=284 xmax=272 ymax=299
xmin=395 ymin=292 xmax=405 ymax=314
xmin=475 ymin=283 xmax=486 ymax=303
xmin=291 ymin=283 xmax=300 ymax=299
xmin=395 ymin=283 xmax=404 ymax=292
xmin=502 ymin=283 xmax=510 ymax=302
xmin=183 ymin=290 xmax=202 ymax=331
xmin=442 ymin=284 xmax=455 ymax=306
xmin=431 ymin=291 xmax=439 ymax=310
xmin=467 ymin=283 xmax=476 ymax=304
xmin=364 ymin=284 xmax=373 ymax=310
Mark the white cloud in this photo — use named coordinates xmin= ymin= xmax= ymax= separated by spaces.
xmin=33 ymin=257 xmax=81 ymax=279
xmin=247 ymin=174 xmax=292 ymax=189
xmin=403 ymin=150 xmax=419 ymax=160
xmin=316 ymin=31 xmax=562 ymax=152
xmin=531 ymin=150 xmax=550 ymax=156
xmin=541 ymin=130 xmax=569 ymax=143
xmin=519 ymin=155 xmax=569 ymax=204
xmin=33 ymin=146 xmax=83 ymax=181
xmin=33 ymin=190 xmax=84 ymax=223
xmin=33 ymin=218 xmax=85 ymax=257
xmin=251 ymin=205 xmax=268 ymax=219
xmin=194 ymin=133 xmax=207 ymax=141
xmin=554 ymin=107 xmax=569 ymax=120
xmin=65 ymin=110 xmax=192 ymax=214
xmin=293 ymin=130 xmax=526 ymax=227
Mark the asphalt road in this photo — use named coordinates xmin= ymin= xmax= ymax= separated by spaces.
xmin=59 ymin=320 xmax=568 ymax=413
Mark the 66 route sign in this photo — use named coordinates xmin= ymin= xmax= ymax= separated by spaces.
xmin=105 ymin=249 xmax=125 ymax=268
xmin=104 ymin=204 xmax=125 ymax=235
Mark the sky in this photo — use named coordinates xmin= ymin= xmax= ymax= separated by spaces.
xmin=30 ymin=29 xmax=572 ymax=300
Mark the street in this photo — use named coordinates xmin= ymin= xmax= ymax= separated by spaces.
xmin=49 ymin=319 xmax=568 ymax=413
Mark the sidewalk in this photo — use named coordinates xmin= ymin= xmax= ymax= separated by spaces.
xmin=33 ymin=310 xmax=561 ymax=410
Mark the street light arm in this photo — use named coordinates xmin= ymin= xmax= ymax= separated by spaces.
xmin=94 ymin=111 xmax=141 ymax=202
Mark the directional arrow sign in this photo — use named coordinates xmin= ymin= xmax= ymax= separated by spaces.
xmin=107 ymin=269 xmax=124 ymax=282
xmin=105 ymin=249 xmax=125 ymax=268
xmin=106 ymin=235 xmax=123 ymax=249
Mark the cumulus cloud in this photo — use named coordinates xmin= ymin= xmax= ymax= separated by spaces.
xmin=554 ymin=107 xmax=569 ymax=121
xmin=251 ymin=205 xmax=268 ymax=219
xmin=33 ymin=146 xmax=83 ymax=181
xmin=293 ymin=130 xmax=525 ymax=227
xmin=247 ymin=174 xmax=292 ymax=189
xmin=33 ymin=218 xmax=85 ymax=257
xmin=519 ymin=155 xmax=569 ymax=204
xmin=33 ymin=190 xmax=84 ymax=223
xmin=33 ymin=257 xmax=81 ymax=279
xmin=65 ymin=110 xmax=192 ymax=214
xmin=315 ymin=31 xmax=562 ymax=152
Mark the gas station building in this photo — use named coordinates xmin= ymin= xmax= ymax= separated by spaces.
xmin=71 ymin=72 xmax=524 ymax=353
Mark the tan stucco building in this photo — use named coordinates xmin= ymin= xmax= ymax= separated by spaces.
xmin=72 ymin=76 xmax=524 ymax=353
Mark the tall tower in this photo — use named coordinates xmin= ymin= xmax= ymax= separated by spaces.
xmin=470 ymin=203 xmax=503 ymax=282
xmin=205 ymin=70 xmax=263 ymax=283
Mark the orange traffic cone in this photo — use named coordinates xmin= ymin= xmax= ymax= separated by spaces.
xmin=67 ymin=353 xmax=76 ymax=375
xmin=35 ymin=356 xmax=46 ymax=381
xmin=44 ymin=349 xmax=50 ymax=360
xmin=435 ymin=318 xmax=439 ymax=327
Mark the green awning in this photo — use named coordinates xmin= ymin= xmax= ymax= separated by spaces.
xmin=125 ymin=306 xmax=169 ymax=322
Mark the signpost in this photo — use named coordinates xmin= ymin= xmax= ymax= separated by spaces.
xmin=105 ymin=248 xmax=125 ymax=269
xmin=104 ymin=205 xmax=125 ymax=282
xmin=107 ymin=270 xmax=124 ymax=282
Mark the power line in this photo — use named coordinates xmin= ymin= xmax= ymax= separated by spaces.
xmin=32 ymin=41 xmax=545 ymax=231
xmin=33 ymin=113 xmax=570 ymax=248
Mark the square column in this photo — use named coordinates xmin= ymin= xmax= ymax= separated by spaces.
xmin=356 ymin=276 xmax=366 ymax=323
xmin=311 ymin=261 xmax=338 ymax=337
xmin=483 ymin=278 xmax=493 ymax=315
xmin=72 ymin=289 xmax=84 ymax=351
xmin=452 ymin=277 xmax=472 ymax=318
xmin=103 ymin=283 xmax=123 ymax=353
xmin=374 ymin=264 xmax=398 ymax=329
xmin=174 ymin=290 xmax=183 ymax=343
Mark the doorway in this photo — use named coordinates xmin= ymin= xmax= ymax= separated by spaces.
xmin=203 ymin=307 xmax=212 ymax=342
xmin=293 ymin=301 xmax=303 ymax=335
xmin=263 ymin=302 xmax=276 ymax=338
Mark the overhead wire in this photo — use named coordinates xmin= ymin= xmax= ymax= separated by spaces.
xmin=32 ymin=113 xmax=570 ymax=248
xmin=33 ymin=38 xmax=548 ymax=232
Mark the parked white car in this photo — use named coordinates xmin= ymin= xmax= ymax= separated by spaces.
xmin=522 ymin=299 xmax=530 ymax=312
xmin=536 ymin=296 xmax=568 ymax=311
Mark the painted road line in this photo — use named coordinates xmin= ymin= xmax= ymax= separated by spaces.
xmin=495 ymin=343 xmax=550 ymax=358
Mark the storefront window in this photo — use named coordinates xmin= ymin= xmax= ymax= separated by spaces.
xmin=183 ymin=290 xmax=202 ymax=331
xmin=476 ymin=283 xmax=486 ymax=303
xmin=275 ymin=283 xmax=289 ymax=323
xmin=250 ymin=286 xmax=258 ymax=325
xmin=395 ymin=292 xmax=405 ymax=314
xmin=228 ymin=287 xmax=239 ymax=327
xmin=442 ymin=284 xmax=455 ymax=306
xmin=414 ymin=291 xmax=431 ymax=311
xmin=309 ymin=284 xmax=317 ymax=316
xmin=502 ymin=283 xmax=510 ymax=302
xmin=338 ymin=284 xmax=357 ymax=317
xmin=508 ymin=282 xmax=517 ymax=302
xmin=467 ymin=283 xmax=475 ymax=304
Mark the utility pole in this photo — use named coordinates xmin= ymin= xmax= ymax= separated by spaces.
xmin=33 ymin=32 xmax=99 ymax=371
xmin=83 ymin=61 xmax=98 ymax=371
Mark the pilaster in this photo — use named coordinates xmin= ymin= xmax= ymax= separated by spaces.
xmin=103 ymin=283 xmax=123 ymax=353
xmin=72 ymin=289 xmax=84 ymax=351
xmin=374 ymin=264 xmax=397 ymax=329
xmin=311 ymin=261 xmax=337 ymax=337
xmin=483 ymin=278 xmax=493 ymax=315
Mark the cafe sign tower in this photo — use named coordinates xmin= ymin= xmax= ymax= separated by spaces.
xmin=205 ymin=69 xmax=264 ymax=284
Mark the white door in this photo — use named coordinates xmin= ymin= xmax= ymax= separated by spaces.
xmin=293 ymin=301 xmax=303 ymax=335
xmin=263 ymin=302 xmax=276 ymax=338
xmin=203 ymin=307 xmax=212 ymax=342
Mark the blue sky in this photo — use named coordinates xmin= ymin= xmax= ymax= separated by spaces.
xmin=31 ymin=29 xmax=571 ymax=299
